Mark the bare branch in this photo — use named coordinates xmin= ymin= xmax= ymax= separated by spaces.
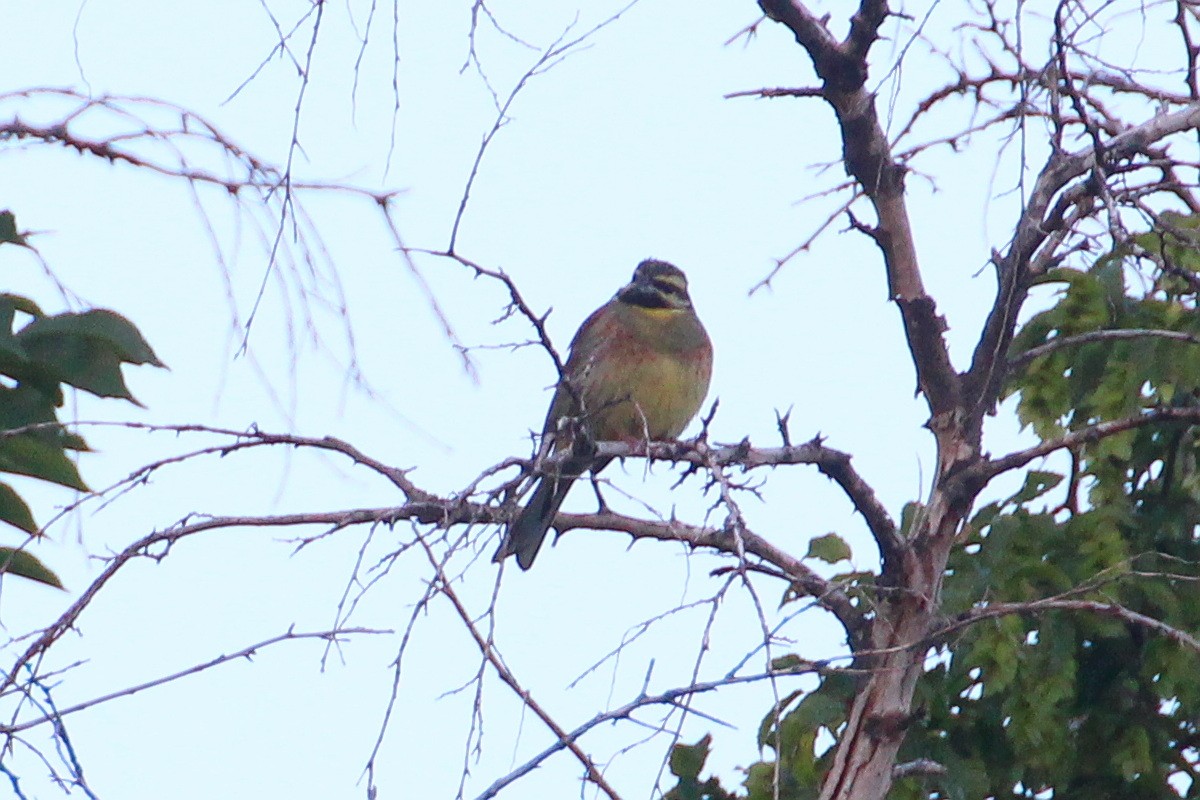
xmin=758 ymin=0 xmax=961 ymax=423
xmin=972 ymin=406 xmax=1200 ymax=483
xmin=724 ymin=86 xmax=823 ymax=99
xmin=447 ymin=3 xmax=640 ymax=252
xmin=966 ymin=100 xmax=1200 ymax=417
xmin=845 ymin=0 xmax=889 ymax=62
xmin=1009 ymin=328 xmax=1200 ymax=369
xmin=0 ymin=90 xmax=395 ymax=202
xmin=27 ymin=423 xmax=433 ymax=536
xmin=419 ymin=250 xmax=571 ymax=381
xmin=474 ymin=667 xmax=829 ymax=800
xmin=554 ymin=507 xmax=863 ymax=637
xmin=0 ymin=510 xmax=421 ymax=699
xmin=0 ymin=627 xmax=390 ymax=734
xmin=807 ymin=443 xmax=902 ymax=573
xmin=941 ymin=599 xmax=1200 ymax=654
xmin=416 ymin=537 xmax=623 ymax=800
xmin=0 ymin=88 xmax=475 ymax=396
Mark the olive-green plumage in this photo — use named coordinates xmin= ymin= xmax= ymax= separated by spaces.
xmin=493 ymin=260 xmax=713 ymax=569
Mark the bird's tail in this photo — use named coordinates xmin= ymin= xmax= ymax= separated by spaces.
xmin=494 ymin=474 xmax=576 ymax=570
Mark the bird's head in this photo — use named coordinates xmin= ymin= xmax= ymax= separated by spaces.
xmin=618 ymin=259 xmax=694 ymax=311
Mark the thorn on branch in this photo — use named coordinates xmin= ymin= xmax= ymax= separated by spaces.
xmin=724 ymin=86 xmax=825 ymax=100
xmin=729 ymin=437 xmax=754 ymax=464
xmin=775 ymin=406 xmax=794 ymax=447
xmin=698 ymin=398 xmax=720 ymax=439
xmin=845 ymin=210 xmax=884 ymax=245
xmin=724 ymin=16 xmax=765 ymax=46
xmin=709 ymin=561 xmax=791 ymax=582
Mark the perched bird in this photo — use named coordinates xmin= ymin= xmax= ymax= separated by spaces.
xmin=493 ymin=259 xmax=713 ymax=570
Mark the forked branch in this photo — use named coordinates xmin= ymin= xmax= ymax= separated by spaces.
xmin=965 ymin=100 xmax=1200 ymax=418
xmin=757 ymin=0 xmax=960 ymax=421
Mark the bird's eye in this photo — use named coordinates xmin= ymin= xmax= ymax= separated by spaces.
xmin=653 ymin=278 xmax=685 ymax=297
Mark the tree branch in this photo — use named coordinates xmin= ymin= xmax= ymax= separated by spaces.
xmin=1008 ymin=328 xmax=1200 ymax=369
xmin=724 ymin=86 xmax=824 ymax=99
xmin=970 ymin=406 xmax=1200 ymax=484
xmin=474 ymin=667 xmax=829 ymax=800
xmin=758 ymin=0 xmax=961 ymax=422
xmin=0 ymin=511 xmax=417 ymax=699
xmin=416 ymin=536 xmax=623 ymax=800
xmin=939 ymin=598 xmax=1200 ymax=654
xmin=965 ymin=100 xmax=1200 ymax=420
xmin=0 ymin=627 xmax=390 ymax=734
xmin=809 ymin=446 xmax=902 ymax=575
xmin=555 ymin=508 xmax=864 ymax=639
xmin=0 ymin=431 xmax=882 ymax=701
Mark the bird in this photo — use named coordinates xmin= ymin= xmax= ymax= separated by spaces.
xmin=493 ymin=259 xmax=713 ymax=570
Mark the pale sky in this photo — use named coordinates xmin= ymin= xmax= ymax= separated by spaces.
xmin=0 ymin=1 xmax=1066 ymax=798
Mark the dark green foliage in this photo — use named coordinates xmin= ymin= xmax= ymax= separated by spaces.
xmin=665 ymin=735 xmax=741 ymax=800
xmin=0 ymin=210 xmax=29 ymax=248
xmin=664 ymin=217 xmax=1200 ymax=799
xmin=806 ymin=533 xmax=852 ymax=564
xmin=0 ymin=547 xmax=63 ymax=589
xmin=0 ymin=211 xmax=164 ymax=588
xmin=901 ymin=218 xmax=1200 ymax=799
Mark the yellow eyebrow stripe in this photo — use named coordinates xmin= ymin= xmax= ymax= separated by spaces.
xmin=632 ymin=305 xmax=689 ymax=317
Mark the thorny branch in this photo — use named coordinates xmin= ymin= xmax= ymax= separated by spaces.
xmin=971 ymin=405 xmax=1200 ymax=483
xmin=940 ymin=598 xmax=1200 ymax=654
xmin=10 ymin=2 xmax=1200 ymax=798
xmin=417 ymin=539 xmax=623 ymax=800
xmin=0 ymin=627 xmax=390 ymax=735
xmin=747 ymin=1 xmax=1200 ymax=799
xmin=983 ymin=104 xmax=1200 ymax=419
xmin=1008 ymin=327 xmax=1200 ymax=368
xmin=0 ymin=88 xmax=470 ymax=386
xmin=759 ymin=0 xmax=962 ymax=429
xmin=474 ymin=668 xmax=829 ymax=800
xmin=0 ymin=419 xmax=879 ymax=717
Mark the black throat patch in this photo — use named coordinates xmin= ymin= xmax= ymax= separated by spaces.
xmin=619 ymin=283 xmax=680 ymax=309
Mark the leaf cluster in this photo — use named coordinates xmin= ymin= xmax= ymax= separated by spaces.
xmin=0 ymin=210 xmax=164 ymax=588
xmin=663 ymin=217 xmax=1200 ymax=798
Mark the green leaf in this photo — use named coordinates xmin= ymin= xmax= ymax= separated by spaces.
xmin=0 ymin=211 xmax=29 ymax=247
xmin=21 ymin=335 xmax=135 ymax=401
xmin=758 ymin=689 xmax=805 ymax=749
xmin=17 ymin=310 xmax=165 ymax=403
xmin=0 ymin=482 xmax=36 ymax=533
xmin=1 ymin=294 xmax=43 ymax=318
xmin=781 ymin=692 xmax=846 ymax=738
xmin=668 ymin=734 xmax=711 ymax=781
xmin=0 ymin=546 xmax=63 ymax=588
xmin=770 ymin=654 xmax=808 ymax=673
xmin=804 ymin=532 xmax=851 ymax=564
xmin=0 ymin=435 xmax=89 ymax=491
xmin=1113 ymin=727 xmax=1152 ymax=779
xmin=20 ymin=309 xmax=164 ymax=367
xmin=0 ymin=295 xmax=33 ymax=371
xmin=1006 ymin=470 xmax=1064 ymax=506
xmin=0 ymin=385 xmax=89 ymax=451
